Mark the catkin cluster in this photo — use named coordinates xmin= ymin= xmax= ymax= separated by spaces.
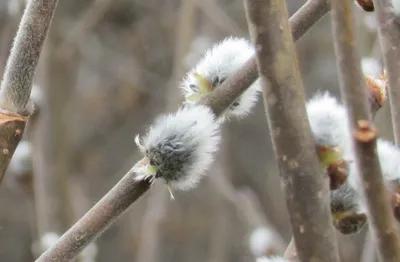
xmin=133 ymin=37 xmax=261 ymax=197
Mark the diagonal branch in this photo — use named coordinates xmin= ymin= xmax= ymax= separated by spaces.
xmin=372 ymin=0 xmax=400 ymax=145
xmin=244 ymin=0 xmax=339 ymax=261
xmin=330 ymin=0 xmax=400 ymax=261
xmin=199 ymin=0 xmax=330 ymax=115
xmin=34 ymin=2 xmax=330 ymax=261
xmin=0 ymin=0 xmax=58 ymax=185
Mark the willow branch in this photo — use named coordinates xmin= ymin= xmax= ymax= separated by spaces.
xmin=35 ymin=2 xmax=330 ymax=261
xmin=330 ymin=0 xmax=400 ymax=261
xmin=372 ymin=0 xmax=400 ymax=145
xmin=0 ymin=0 xmax=58 ymax=186
xmin=199 ymin=0 xmax=330 ymax=115
xmin=244 ymin=0 xmax=339 ymax=261
xmin=0 ymin=0 xmax=58 ymax=113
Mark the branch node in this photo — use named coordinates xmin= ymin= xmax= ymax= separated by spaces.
xmin=353 ymin=120 xmax=377 ymax=142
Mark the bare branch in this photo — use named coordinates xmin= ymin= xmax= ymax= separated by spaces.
xmin=330 ymin=0 xmax=400 ymax=261
xmin=35 ymin=2 xmax=331 ymax=261
xmin=372 ymin=0 xmax=400 ymax=145
xmin=244 ymin=0 xmax=339 ymax=261
xmin=0 ymin=0 xmax=58 ymax=113
xmin=199 ymin=0 xmax=330 ymax=115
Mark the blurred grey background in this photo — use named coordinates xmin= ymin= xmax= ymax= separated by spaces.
xmin=0 ymin=0 xmax=393 ymax=261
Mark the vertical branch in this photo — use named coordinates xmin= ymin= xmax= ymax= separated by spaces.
xmin=330 ymin=0 xmax=400 ymax=261
xmin=0 ymin=0 xmax=58 ymax=186
xmin=0 ymin=0 xmax=58 ymax=113
xmin=244 ymin=0 xmax=339 ymax=262
xmin=372 ymin=0 xmax=400 ymax=144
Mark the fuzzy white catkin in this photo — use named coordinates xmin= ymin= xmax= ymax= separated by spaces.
xmin=348 ymin=139 xmax=400 ymax=195
xmin=306 ymin=92 xmax=351 ymax=148
xmin=391 ymin=0 xmax=400 ymax=15
xmin=249 ymin=227 xmax=277 ymax=257
xmin=361 ymin=57 xmax=381 ymax=78
xmin=306 ymin=92 xmax=400 ymax=213
xmin=8 ymin=140 xmax=32 ymax=174
xmin=40 ymin=232 xmax=60 ymax=251
xmin=306 ymin=92 xmax=362 ymax=213
xmin=256 ymin=256 xmax=289 ymax=262
xmin=180 ymin=37 xmax=261 ymax=121
xmin=135 ymin=105 xmax=221 ymax=190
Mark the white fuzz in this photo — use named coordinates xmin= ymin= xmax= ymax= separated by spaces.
xmin=306 ymin=92 xmax=363 ymax=214
xmin=9 ymin=140 xmax=32 ymax=174
xmin=391 ymin=0 xmax=400 ymax=15
xmin=180 ymin=37 xmax=261 ymax=121
xmin=377 ymin=140 xmax=400 ymax=183
xmin=249 ymin=227 xmax=277 ymax=257
xmin=306 ymin=92 xmax=350 ymax=148
xmin=349 ymin=139 xmax=400 ymax=192
xmin=256 ymin=256 xmax=289 ymax=262
xmin=40 ymin=232 xmax=60 ymax=251
xmin=134 ymin=105 xmax=221 ymax=192
xmin=361 ymin=57 xmax=381 ymax=78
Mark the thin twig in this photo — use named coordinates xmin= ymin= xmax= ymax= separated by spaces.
xmin=330 ymin=0 xmax=400 ymax=261
xmin=0 ymin=0 xmax=58 ymax=186
xmin=244 ymin=0 xmax=339 ymax=261
xmin=35 ymin=2 xmax=330 ymax=261
xmin=372 ymin=0 xmax=400 ymax=145
xmin=199 ymin=0 xmax=330 ymax=115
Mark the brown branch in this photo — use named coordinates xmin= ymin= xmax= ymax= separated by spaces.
xmin=199 ymin=0 xmax=330 ymax=115
xmin=34 ymin=2 xmax=330 ymax=261
xmin=373 ymin=0 xmax=400 ymax=145
xmin=244 ymin=0 xmax=339 ymax=261
xmin=0 ymin=0 xmax=58 ymax=186
xmin=330 ymin=0 xmax=400 ymax=261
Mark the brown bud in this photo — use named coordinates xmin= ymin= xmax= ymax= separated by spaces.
xmin=327 ymin=160 xmax=349 ymax=190
xmin=355 ymin=0 xmax=375 ymax=12
xmin=353 ymin=120 xmax=377 ymax=142
xmin=365 ymin=74 xmax=387 ymax=107
xmin=333 ymin=211 xmax=368 ymax=234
